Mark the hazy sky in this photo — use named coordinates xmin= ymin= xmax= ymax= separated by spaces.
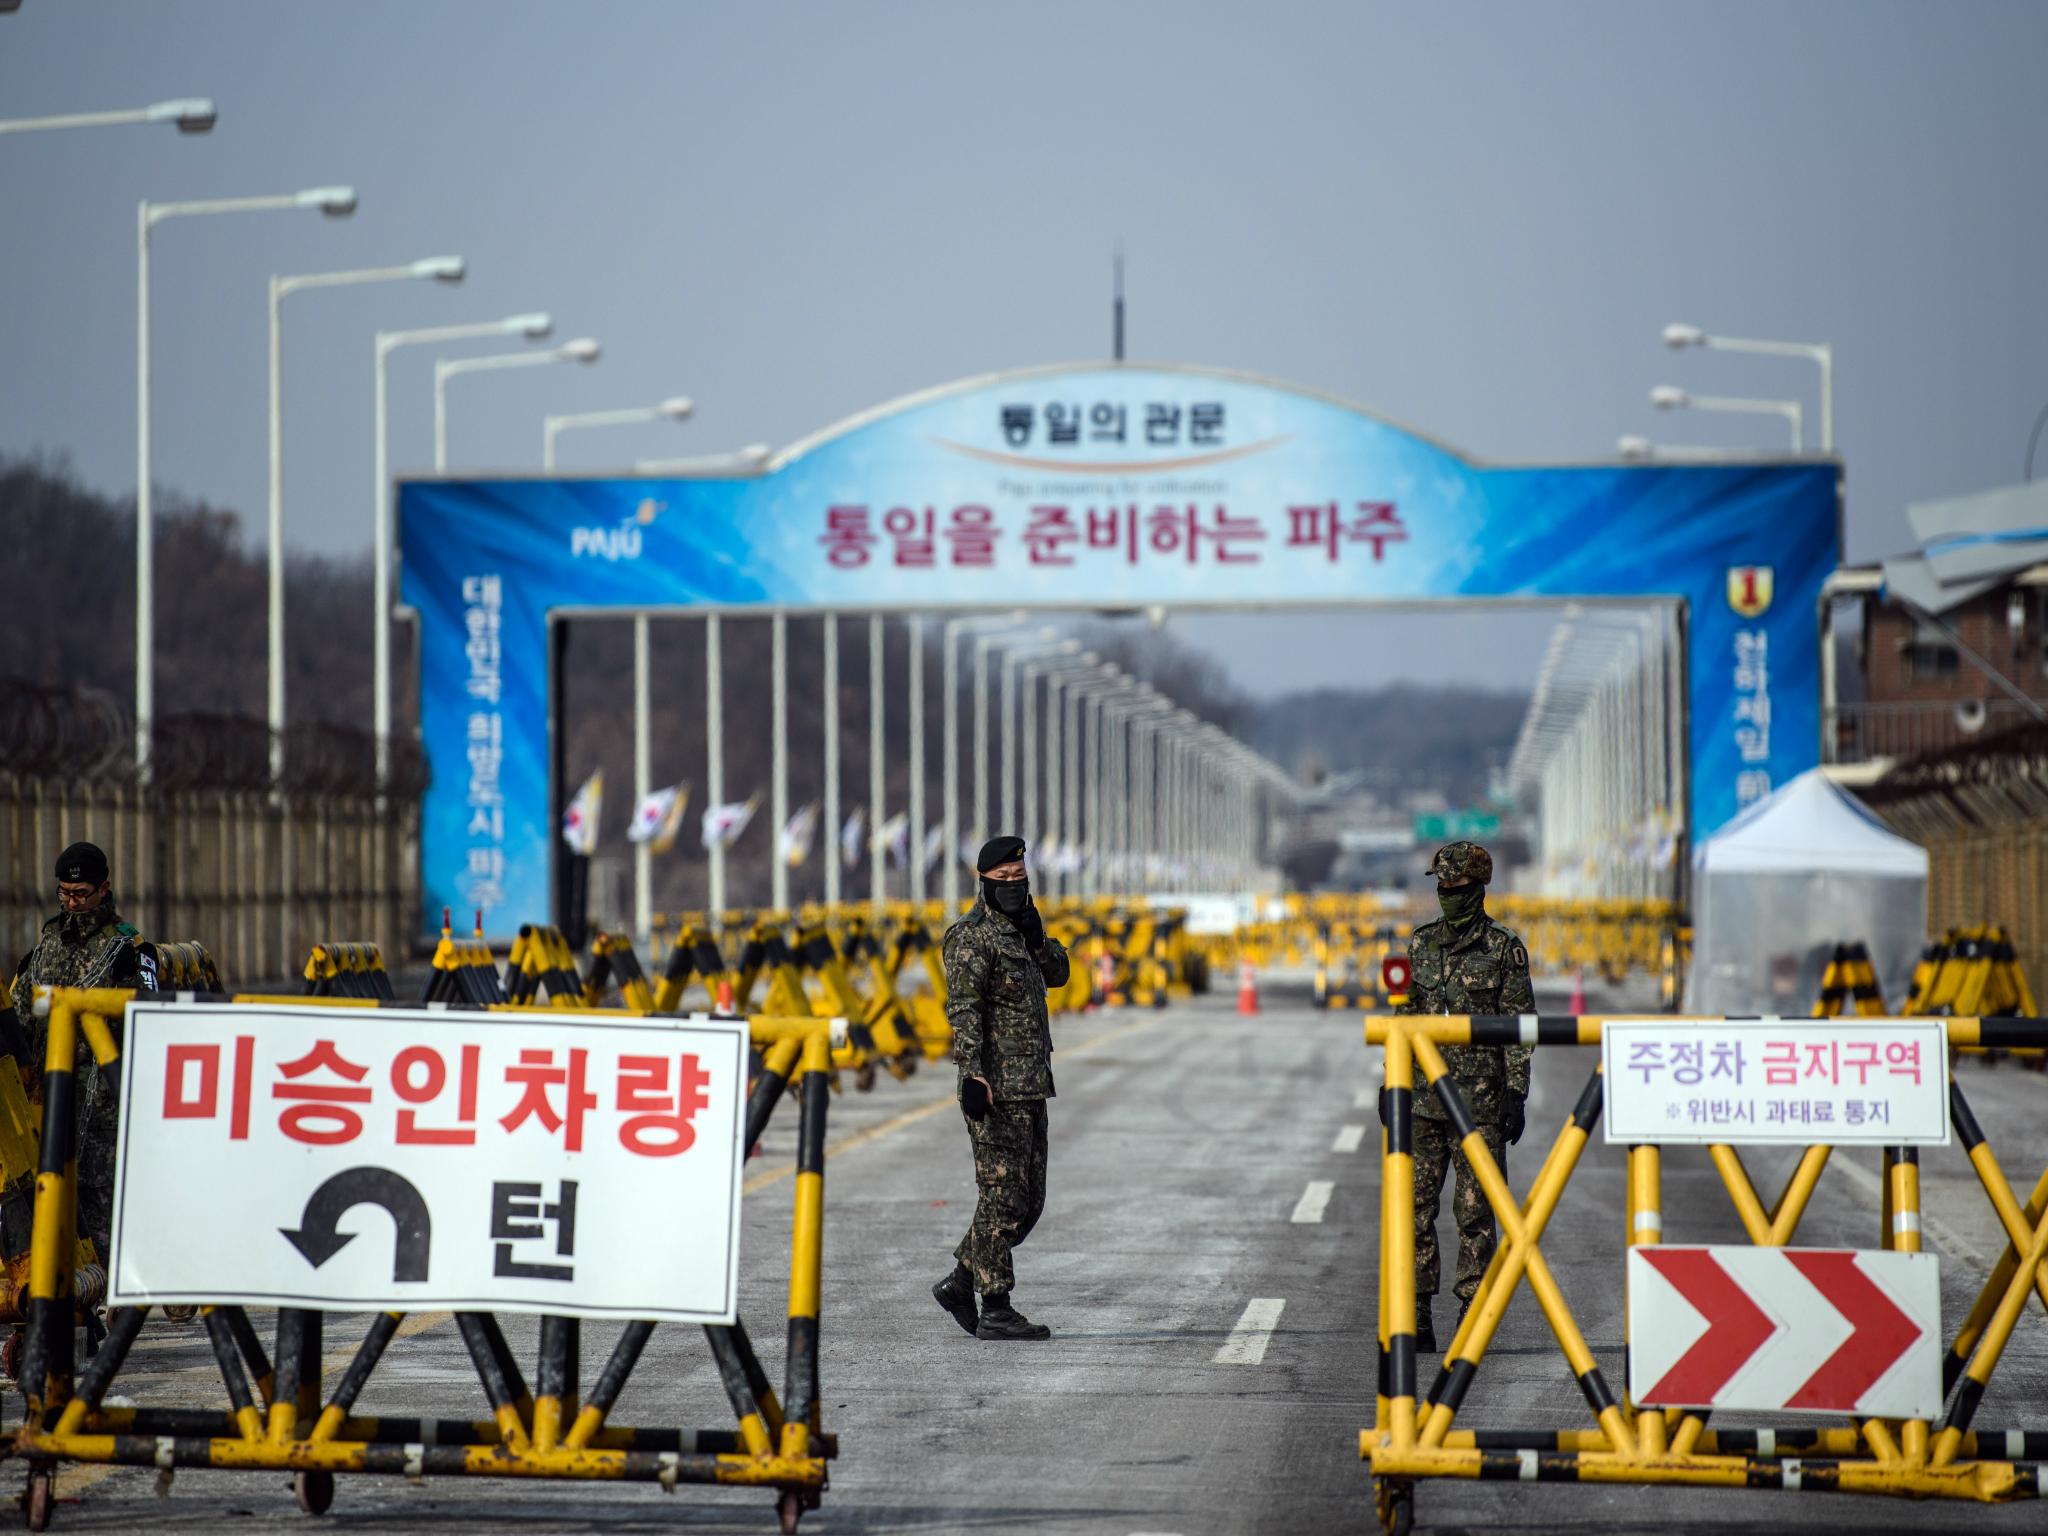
xmin=5 ymin=2 xmax=2045 ymax=693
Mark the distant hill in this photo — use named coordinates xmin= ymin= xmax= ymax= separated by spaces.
xmin=1248 ymin=683 xmax=1527 ymax=809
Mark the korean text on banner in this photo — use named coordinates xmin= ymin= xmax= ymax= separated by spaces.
xmin=1601 ymin=1018 xmax=1949 ymax=1147
xmin=109 ymin=1003 xmax=748 ymax=1322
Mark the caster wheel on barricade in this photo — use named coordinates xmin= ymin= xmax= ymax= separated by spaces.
xmin=23 ymin=1467 xmax=52 ymax=1532
xmin=776 ymin=1488 xmax=803 ymax=1534
xmin=854 ymin=1064 xmax=877 ymax=1094
xmin=293 ymin=1470 xmax=334 ymax=1515
xmin=1374 ymin=1477 xmax=1413 ymax=1536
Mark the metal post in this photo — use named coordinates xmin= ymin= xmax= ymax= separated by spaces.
xmin=868 ymin=612 xmax=885 ymax=913
xmin=135 ymin=204 xmax=153 ymax=778
xmin=633 ymin=614 xmax=651 ymax=939
xmin=706 ymin=614 xmax=724 ymax=924
xmin=433 ymin=360 xmax=450 ymax=472
xmin=908 ymin=616 xmax=925 ymax=904
xmin=973 ymin=637 xmax=991 ymax=846
xmin=1021 ymin=662 xmax=1038 ymax=850
xmin=1088 ymin=694 xmax=1106 ymax=899
xmin=1062 ymin=684 xmax=1080 ymax=897
xmin=771 ymin=612 xmax=789 ymax=912
xmin=372 ymin=337 xmax=392 ymax=787
xmin=266 ymin=276 xmax=286 ymax=785
xmin=1000 ymin=651 xmax=1017 ymax=833
xmin=1043 ymin=675 xmax=1061 ymax=895
xmin=823 ymin=614 xmax=839 ymax=906
xmin=942 ymin=620 xmax=959 ymax=911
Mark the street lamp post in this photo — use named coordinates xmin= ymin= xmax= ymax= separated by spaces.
xmin=137 ymin=184 xmax=357 ymax=777
xmin=636 ymin=444 xmax=772 ymax=474
xmin=939 ymin=613 xmax=1026 ymax=910
xmin=269 ymin=257 xmax=464 ymax=781
xmin=542 ymin=398 xmax=693 ymax=470
xmin=372 ymin=313 xmax=551 ymax=783
xmin=1664 ymin=324 xmax=1834 ymax=452
xmin=538 ymin=395 xmax=695 ymax=939
xmin=0 ymin=96 xmax=215 ymax=135
xmin=434 ymin=340 xmax=600 ymax=471
xmin=1649 ymin=385 xmax=1803 ymax=453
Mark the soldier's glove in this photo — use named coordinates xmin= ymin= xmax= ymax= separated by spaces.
xmin=1016 ymin=902 xmax=1046 ymax=954
xmin=960 ymin=1076 xmax=991 ymax=1121
xmin=1503 ymin=1093 xmax=1527 ymax=1146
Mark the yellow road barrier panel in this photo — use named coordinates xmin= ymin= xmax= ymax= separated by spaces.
xmin=1812 ymin=941 xmax=1887 ymax=1017
xmin=505 ymin=923 xmax=584 ymax=1008
xmin=302 ymin=942 xmax=395 ymax=1001
xmin=581 ymin=933 xmax=657 ymax=1012
xmin=1361 ymin=1010 xmax=2048 ymax=1532
xmin=17 ymin=987 xmax=846 ymax=1532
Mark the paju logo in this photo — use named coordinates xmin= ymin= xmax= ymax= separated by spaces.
xmin=572 ymin=499 xmax=661 ymax=561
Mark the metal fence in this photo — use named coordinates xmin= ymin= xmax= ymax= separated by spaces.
xmin=1 ymin=680 xmax=423 ymax=986
xmin=1824 ymin=699 xmax=2044 ymax=766
xmin=1861 ymin=721 xmax=2048 ymax=992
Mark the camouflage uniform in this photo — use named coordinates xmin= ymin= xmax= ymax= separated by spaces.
xmin=1400 ymin=846 xmax=1534 ymax=1305
xmin=944 ymin=899 xmax=1069 ymax=1296
xmin=10 ymin=905 xmax=149 ymax=1257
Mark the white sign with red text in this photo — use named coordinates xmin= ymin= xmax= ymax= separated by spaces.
xmin=1628 ymin=1246 xmax=1941 ymax=1419
xmin=1602 ymin=1018 xmax=1949 ymax=1146
xmin=110 ymin=1003 xmax=748 ymax=1322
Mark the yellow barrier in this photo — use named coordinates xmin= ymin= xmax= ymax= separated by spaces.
xmin=16 ymin=986 xmax=847 ymax=1532
xmin=1361 ymin=1011 xmax=2048 ymax=1531
xmin=1812 ymin=941 xmax=1888 ymax=1017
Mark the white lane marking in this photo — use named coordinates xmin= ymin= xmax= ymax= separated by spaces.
xmin=1292 ymin=1180 xmax=1335 ymax=1224
xmin=1331 ymin=1123 xmax=1367 ymax=1154
xmin=1214 ymin=1298 xmax=1286 ymax=1365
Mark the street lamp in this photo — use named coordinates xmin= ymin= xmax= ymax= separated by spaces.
xmin=636 ymin=444 xmax=772 ymax=474
xmin=435 ymin=340 xmax=600 ymax=471
xmin=135 ymin=184 xmax=357 ymax=774
xmin=1664 ymin=323 xmax=1833 ymax=452
xmin=0 ymin=96 xmax=216 ymax=135
xmin=1003 ymin=636 xmax=1079 ymax=831
xmin=543 ymin=397 xmax=694 ymax=470
xmin=939 ymin=612 xmax=1028 ymax=909
xmin=1616 ymin=435 xmax=1735 ymax=463
xmin=1650 ymin=385 xmax=1803 ymax=453
xmin=268 ymin=257 xmax=464 ymax=778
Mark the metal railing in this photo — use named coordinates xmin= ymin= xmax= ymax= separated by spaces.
xmin=1824 ymin=700 xmax=2046 ymax=766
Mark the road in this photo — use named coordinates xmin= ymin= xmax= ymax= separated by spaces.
xmin=22 ymin=983 xmax=2048 ymax=1533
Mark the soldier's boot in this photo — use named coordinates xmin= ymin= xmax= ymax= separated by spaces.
xmin=1413 ymin=1299 xmax=1437 ymax=1355
xmin=975 ymin=1292 xmax=1051 ymax=1341
xmin=1455 ymin=1294 xmax=1473 ymax=1336
xmin=932 ymin=1264 xmax=979 ymax=1336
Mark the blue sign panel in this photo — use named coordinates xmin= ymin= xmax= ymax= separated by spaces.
xmin=401 ymin=363 xmax=1837 ymax=939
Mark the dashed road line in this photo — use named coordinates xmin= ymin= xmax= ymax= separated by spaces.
xmin=1214 ymin=1298 xmax=1286 ymax=1365
xmin=1331 ymin=1123 xmax=1366 ymax=1153
xmin=1291 ymin=1180 xmax=1335 ymax=1224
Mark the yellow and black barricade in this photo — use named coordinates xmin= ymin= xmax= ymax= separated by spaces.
xmin=302 ymin=942 xmax=395 ymax=1001
xmin=1362 ymin=1010 xmax=2048 ymax=1533
xmin=15 ymin=986 xmax=842 ymax=1533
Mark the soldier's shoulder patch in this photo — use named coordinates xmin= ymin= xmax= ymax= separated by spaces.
xmin=115 ymin=923 xmax=140 ymax=939
xmin=1510 ymin=941 xmax=1529 ymax=969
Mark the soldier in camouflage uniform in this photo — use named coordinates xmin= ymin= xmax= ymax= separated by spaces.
xmin=7 ymin=843 xmax=153 ymax=1259
xmin=932 ymin=835 xmax=1070 ymax=1342
xmin=1399 ymin=840 xmax=1533 ymax=1352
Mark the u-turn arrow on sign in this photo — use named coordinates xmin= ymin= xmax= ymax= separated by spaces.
xmin=1627 ymin=1245 xmax=1941 ymax=1420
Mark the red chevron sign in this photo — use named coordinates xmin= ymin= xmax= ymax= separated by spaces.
xmin=1627 ymin=1246 xmax=1940 ymax=1419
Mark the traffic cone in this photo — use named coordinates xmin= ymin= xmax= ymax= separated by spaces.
xmin=1237 ymin=959 xmax=1261 ymax=1016
xmin=1568 ymin=966 xmax=1586 ymax=1017
xmin=715 ymin=977 xmax=736 ymax=1014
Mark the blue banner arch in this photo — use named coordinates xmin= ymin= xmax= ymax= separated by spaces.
xmin=401 ymin=362 xmax=1838 ymax=940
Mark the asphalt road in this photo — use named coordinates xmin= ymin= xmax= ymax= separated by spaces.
xmin=19 ymin=983 xmax=2048 ymax=1534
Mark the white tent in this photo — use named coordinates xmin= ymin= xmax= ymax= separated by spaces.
xmin=1686 ymin=770 xmax=1928 ymax=1015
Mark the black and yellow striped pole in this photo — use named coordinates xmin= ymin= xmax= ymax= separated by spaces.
xmin=781 ymin=1028 xmax=830 ymax=1462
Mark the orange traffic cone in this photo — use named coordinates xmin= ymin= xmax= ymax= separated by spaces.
xmin=1237 ymin=959 xmax=1261 ymax=1016
xmin=1567 ymin=966 xmax=1586 ymax=1017
xmin=715 ymin=977 xmax=736 ymax=1014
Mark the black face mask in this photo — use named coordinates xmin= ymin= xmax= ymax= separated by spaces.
xmin=982 ymin=877 xmax=1030 ymax=918
xmin=59 ymin=903 xmax=114 ymax=946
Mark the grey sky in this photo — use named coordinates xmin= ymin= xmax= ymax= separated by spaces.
xmin=5 ymin=1 xmax=2045 ymax=695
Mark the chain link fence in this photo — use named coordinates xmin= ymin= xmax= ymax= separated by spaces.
xmin=1 ymin=678 xmax=426 ymax=985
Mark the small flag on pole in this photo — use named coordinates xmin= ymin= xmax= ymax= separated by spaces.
xmin=922 ymin=823 xmax=946 ymax=871
xmin=876 ymin=811 xmax=909 ymax=866
xmin=562 ymin=768 xmax=603 ymax=855
xmin=627 ymin=782 xmax=690 ymax=850
xmin=840 ymin=806 xmax=866 ymax=869
xmin=701 ymin=795 xmax=760 ymax=851
xmin=780 ymin=802 xmax=820 ymax=868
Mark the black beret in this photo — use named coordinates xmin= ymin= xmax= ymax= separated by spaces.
xmin=976 ymin=835 xmax=1027 ymax=874
xmin=55 ymin=842 xmax=109 ymax=885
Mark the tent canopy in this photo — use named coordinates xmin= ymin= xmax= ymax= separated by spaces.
xmin=1693 ymin=769 xmax=1928 ymax=878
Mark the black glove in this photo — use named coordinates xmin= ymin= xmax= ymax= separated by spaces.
xmin=960 ymin=1077 xmax=990 ymax=1121
xmin=1503 ymin=1094 xmax=1526 ymax=1146
xmin=1016 ymin=901 xmax=1046 ymax=954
